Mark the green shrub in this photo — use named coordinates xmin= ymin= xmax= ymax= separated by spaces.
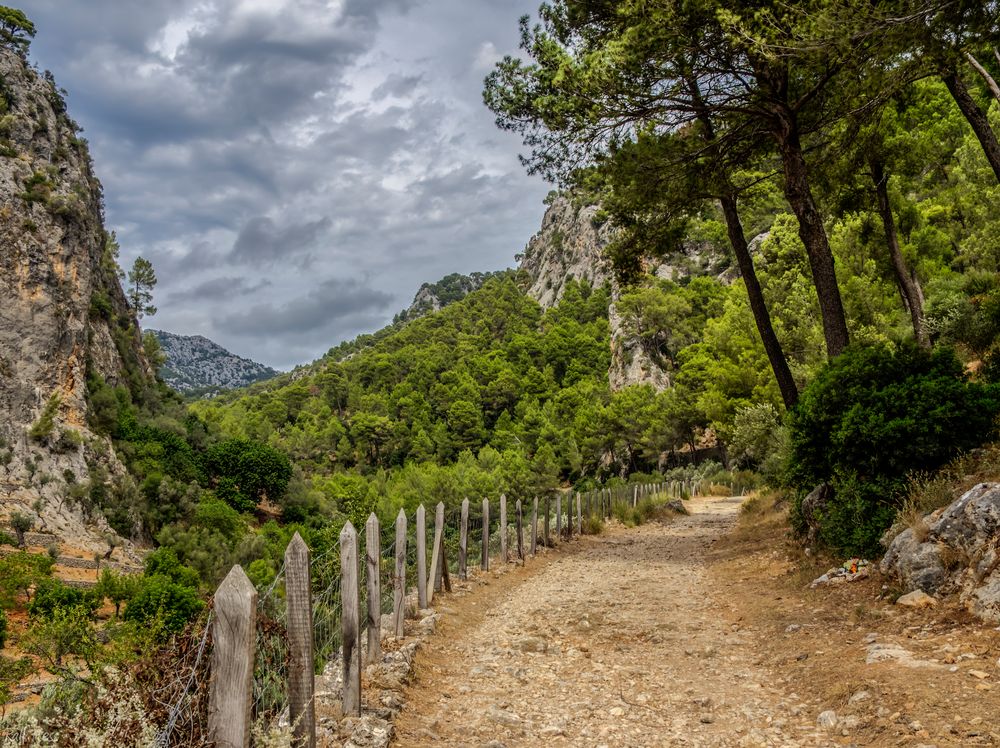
xmin=123 ymin=575 xmax=203 ymax=635
xmin=0 ymin=608 xmax=6 ymax=648
xmin=582 ymin=514 xmax=604 ymax=534
xmin=28 ymin=579 xmax=99 ymax=620
xmin=786 ymin=344 xmax=1000 ymax=555
xmin=28 ymin=394 xmax=61 ymax=441
xmin=88 ymin=290 xmax=113 ymax=320
xmin=142 ymin=547 xmax=200 ymax=588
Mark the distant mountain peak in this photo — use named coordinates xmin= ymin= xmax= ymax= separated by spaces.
xmin=149 ymin=330 xmax=278 ymax=395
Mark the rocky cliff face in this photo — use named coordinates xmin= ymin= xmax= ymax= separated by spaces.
xmin=151 ymin=330 xmax=278 ymax=394
xmin=0 ymin=47 xmax=148 ymax=557
xmin=518 ymin=196 xmax=671 ymax=391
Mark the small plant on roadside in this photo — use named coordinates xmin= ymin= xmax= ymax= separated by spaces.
xmin=582 ymin=514 xmax=604 ymax=534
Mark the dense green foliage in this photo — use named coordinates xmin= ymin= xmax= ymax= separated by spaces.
xmin=202 ymin=438 xmax=292 ymax=511
xmin=788 ymin=345 xmax=1000 ymax=553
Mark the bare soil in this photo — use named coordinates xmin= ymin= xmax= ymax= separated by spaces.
xmin=391 ymin=495 xmax=1000 ymax=747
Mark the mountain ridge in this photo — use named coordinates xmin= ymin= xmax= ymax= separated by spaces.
xmin=149 ymin=329 xmax=279 ymax=395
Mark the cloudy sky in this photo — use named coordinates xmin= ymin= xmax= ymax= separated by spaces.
xmin=22 ymin=0 xmax=550 ymax=369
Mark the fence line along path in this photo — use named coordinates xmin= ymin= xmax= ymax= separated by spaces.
xmin=195 ymin=483 xmax=670 ymax=746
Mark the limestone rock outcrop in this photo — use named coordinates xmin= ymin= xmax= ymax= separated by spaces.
xmin=519 ymin=196 xmax=670 ymax=391
xmin=518 ymin=195 xmax=732 ymax=392
xmin=881 ymin=483 xmax=1000 ymax=622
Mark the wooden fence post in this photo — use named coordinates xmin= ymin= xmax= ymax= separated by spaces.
xmin=515 ymin=499 xmax=524 ymax=563
xmin=459 ymin=498 xmax=469 ymax=580
xmin=530 ymin=497 xmax=538 ymax=555
xmin=481 ymin=498 xmax=490 ymax=571
xmin=556 ymin=494 xmax=562 ymax=541
xmin=393 ymin=510 xmax=406 ymax=638
xmin=499 ymin=494 xmax=508 ymax=563
xmin=416 ymin=504 xmax=427 ymax=609
xmin=208 ymin=565 xmax=256 ymax=748
xmin=365 ymin=514 xmax=381 ymax=666
xmin=340 ymin=522 xmax=361 ymax=717
xmin=544 ymin=495 xmax=550 ymax=547
xmin=576 ymin=492 xmax=582 ymax=535
xmin=284 ymin=533 xmax=316 ymax=748
xmin=428 ymin=502 xmax=445 ymax=602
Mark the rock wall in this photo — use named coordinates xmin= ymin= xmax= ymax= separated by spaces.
xmin=0 ymin=47 xmax=148 ymax=559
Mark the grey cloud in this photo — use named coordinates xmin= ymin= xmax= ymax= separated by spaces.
xmin=373 ymin=73 xmax=423 ymax=100
xmin=21 ymin=0 xmax=550 ymax=370
xmin=217 ymin=278 xmax=394 ymax=338
xmin=167 ymin=276 xmax=272 ymax=304
xmin=231 ymin=216 xmax=332 ymax=266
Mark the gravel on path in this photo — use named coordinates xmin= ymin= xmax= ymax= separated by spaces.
xmin=392 ymin=495 xmax=834 ymax=747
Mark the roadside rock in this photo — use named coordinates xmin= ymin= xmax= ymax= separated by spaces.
xmin=881 ymin=483 xmax=1000 ymax=623
xmin=817 ymin=710 xmax=838 ymax=730
xmin=880 ymin=529 xmax=946 ymax=592
xmin=896 ymin=590 xmax=937 ymax=609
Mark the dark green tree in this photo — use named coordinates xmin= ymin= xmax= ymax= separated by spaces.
xmin=202 ymin=438 xmax=292 ymax=511
xmin=0 ymin=6 xmax=35 ymax=52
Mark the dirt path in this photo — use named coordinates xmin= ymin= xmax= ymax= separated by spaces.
xmin=392 ymin=496 xmax=831 ymax=747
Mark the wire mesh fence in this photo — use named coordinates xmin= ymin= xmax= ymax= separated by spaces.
xmin=148 ymin=483 xmax=672 ymax=744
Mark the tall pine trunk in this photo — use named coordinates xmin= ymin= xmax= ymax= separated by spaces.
xmin=719 ymin=195 xmax=799 ymax=408
xmin=771 ymin=107 xmax=850 ymax=358
xmin=870 ymin=159 xmax=928 ymax=347
xmin=685 ymin=73 xmax=798 ymax=407
xmin=943 ymin=69 xmax=1000 ymax=182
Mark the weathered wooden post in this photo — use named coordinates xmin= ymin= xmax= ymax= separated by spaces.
xmin=556 ymin=494 xmax=562 ymax=541
xmin=393 ymin=510 xmax=406 ymax=638
xmin=416 ymin=504 xmax=427 ymax=609
xmin=459 ymin=498 xmax=469 ymax=580
xmin=428 ymin=502 xmax=445 ymax=602
xmin=340 ymin=522 xmax=361 ymax=717
xmin=481 ymin=498 xmax=490 ymax=571
xmin=544 ymin=495 xmax=550 ymax=547
xmin=499 ymin=493 xmax=508 ymax=563
xmin=208 ymin=565 xmax=257 ymax=748
xmin=633 ymin=485 xmax=638 ymax=508
xmin=515 ymin=499 xmax=524 ymax=563
xmin=365 ymin=514 xmax=381 ymax=666
xmin=530 ymin=496 xmax=538 ymax=555
xmin=576 ymin=492 xmax=582 ymax=535
xmin=284 ymin=533 xmax=316 ymax=748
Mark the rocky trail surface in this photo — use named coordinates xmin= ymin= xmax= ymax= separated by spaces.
xmin=392 ymin=496 xmax=835 ymax=747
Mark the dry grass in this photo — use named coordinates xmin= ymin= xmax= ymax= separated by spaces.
xmin=905 ymin=441 xmax=1000 ymax=516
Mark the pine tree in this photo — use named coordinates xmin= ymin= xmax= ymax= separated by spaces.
xmin=127 ymin=256 xmax=157 ymax=318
